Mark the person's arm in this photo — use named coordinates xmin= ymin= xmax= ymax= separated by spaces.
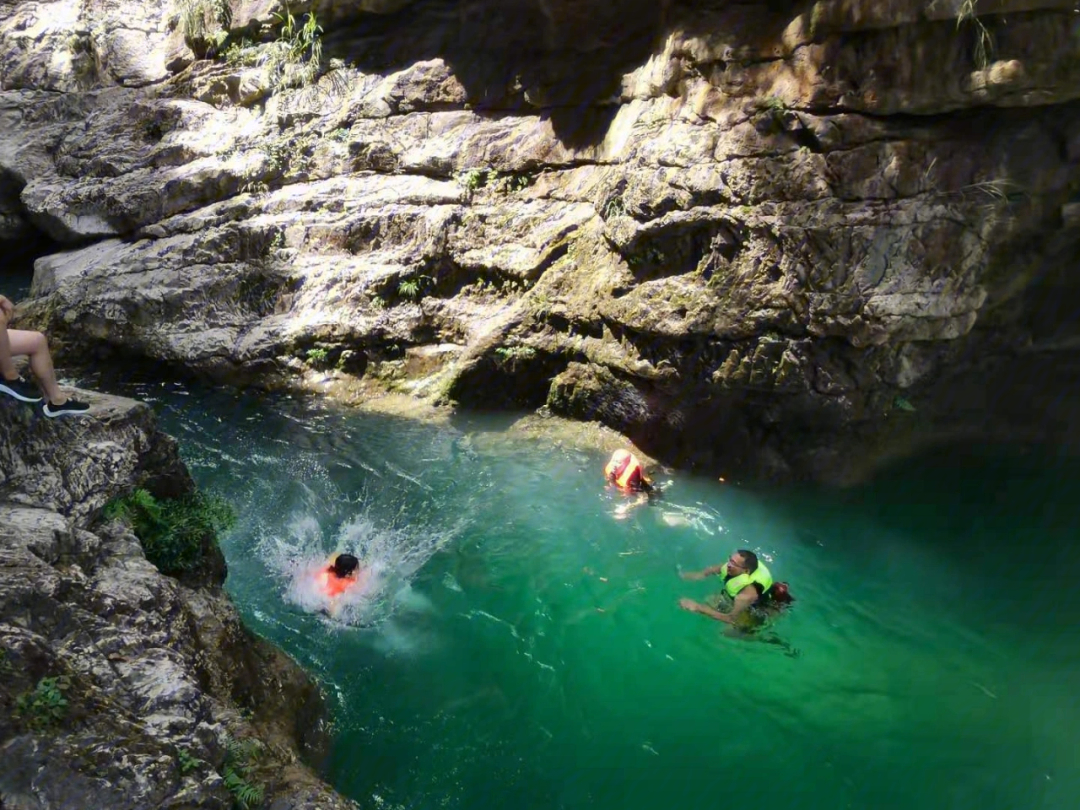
xmin=0 ymin=295 xmax=13 ymax=325
xmin=679 ymin=586 xmax=759 ymax=624
xmin=679 ymin=563 xmax=726 ymax=581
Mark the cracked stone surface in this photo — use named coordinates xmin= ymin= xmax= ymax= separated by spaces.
xmin=3 ymin=0 xmax=1080 ymax=482
xmin=0 ymin=392 xmax=357 ymax=810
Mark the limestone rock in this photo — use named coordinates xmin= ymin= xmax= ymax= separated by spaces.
xmin=0 ymin=391 xmax=193 ymax=527
xmin=2 ymin=0 xmax=1080 ymax=482
xmin=0 ymin=392 xmax=356 ymax=810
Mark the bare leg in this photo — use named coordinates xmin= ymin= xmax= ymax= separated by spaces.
xmin=0 ymin=323 xmax=18 ymax=379
xmin=6 ymin=329 xmax=68 ymax=405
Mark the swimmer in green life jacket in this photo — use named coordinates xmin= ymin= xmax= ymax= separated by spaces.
xmin=678 ymin=549 xmax=793 ymax=628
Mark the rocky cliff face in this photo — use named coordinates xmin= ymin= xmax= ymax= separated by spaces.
xmin=0 ymin=394 xmax=355 ymax=810
xmin=2 ymin=0 xmax=1079 ymax=482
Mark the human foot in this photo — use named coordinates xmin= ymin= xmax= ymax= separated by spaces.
xmin=42 ymin=398 xmax=91 ymax=418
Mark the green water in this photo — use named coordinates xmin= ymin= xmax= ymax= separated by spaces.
xmin=99 ymin=378 xmax=1080 ymax=809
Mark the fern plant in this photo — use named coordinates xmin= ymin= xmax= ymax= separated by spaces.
xmin=221 ymin=736 xmax=265 ymax=810
xmin=177 ymin=747 xmax=203 ymax=775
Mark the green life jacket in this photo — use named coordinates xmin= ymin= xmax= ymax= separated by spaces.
xmin=722 ymin=561 xmax=773 ymax=600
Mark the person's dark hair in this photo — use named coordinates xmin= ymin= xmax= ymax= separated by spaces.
xmin=736 ymin=549 xmax=758 ymax=572
xmin=331 ymin=554 xmax=359 ymax=577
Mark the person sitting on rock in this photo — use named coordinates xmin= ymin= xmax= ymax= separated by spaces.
xmin=0 ymin=295 xmax=90 ymax=417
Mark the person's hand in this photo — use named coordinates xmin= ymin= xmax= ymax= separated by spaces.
xmin=0 ymin=295 xmax=13 ymax=324
xmin=679 ymin=598 xmax=701 ymax=613
xmin=679 ymin=570 xmax=703 ymax=581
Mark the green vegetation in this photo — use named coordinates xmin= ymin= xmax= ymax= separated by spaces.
xmin=627 ymin=244 xmax=667 ymax=269
xmin=760 ymin=95 xmax=788 ymax=113
xmin=179 ymin=0 xmax=232 ymax=57
xmin=459 ymin=168 xmax=487 ymax=191
xmin=102 ymin=488 xmax=236 ymax=577
xmin=222 ymin=736 xmax=265 ymax=810
xmin=398 ymin=275 xmax=433 ymax=300
xmin=15 ymin=675 xmax=71 ymax=730
xmin=956 ymin=0 xmax=993 ymax=70
xmin=305 ymin=347 xmax=330 ymax=368
xmin=602 ymin=195 xmax=626 ymax=219
xmin=494 ymin=346 xmax=537 ymax=368
xmin=265 ymin=5 xmax=323 ymax=89
xmin=218 ymin=4 xmax=324 ymax=90
xmin=177 ymin=747 xmax=204 ymax=776
xmin=893 ymin=396 xmax=917 ymax=413
xmin=457 ymin=168 xmax=530 ymax=195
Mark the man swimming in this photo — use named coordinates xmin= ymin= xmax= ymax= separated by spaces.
xmin=678 ymin=549 xmax=792 ymax=626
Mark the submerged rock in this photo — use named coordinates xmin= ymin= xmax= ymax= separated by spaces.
xmin=0 ymin=394 xmax=356 ymax=810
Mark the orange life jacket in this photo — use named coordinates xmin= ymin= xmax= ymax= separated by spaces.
xmin=604 ymin=451 xmax=649 ymax=491
xmin=319 ymin=568 xmax=356 ymax=598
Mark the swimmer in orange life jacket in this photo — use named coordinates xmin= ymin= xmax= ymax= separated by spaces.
xmin=319 ymin=553 xmax=365 ymax=599
xmin=604 ymin=449 xmax=654 ymax=494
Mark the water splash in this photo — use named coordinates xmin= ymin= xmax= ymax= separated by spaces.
xmin=257 ymin=507 xmax=462 ymax=628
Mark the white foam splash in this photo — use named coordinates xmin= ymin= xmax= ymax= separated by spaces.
xmin=257 ymin=507 xmax=460 ymax=628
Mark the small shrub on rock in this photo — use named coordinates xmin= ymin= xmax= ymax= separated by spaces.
xmin=103 ymin=488 xmax=236 ymax=577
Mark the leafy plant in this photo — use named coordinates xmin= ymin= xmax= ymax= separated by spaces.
xmin=491 ymin=173 xmax=530 ymax=194
xmin=893 ymin=396 xmax=917 ymax=413
xmin=177 ymin=748 xmax=204 ymax=775
xmin=178 ymin=0 xmax=232 ymax=57
xmin=221 ymin=736 xmax=265 ymax=810
xmin=15 ymin=675 xmax=71 ymax=729
xmin=265 ymin=4 xmax=323 ymax=89
xmin=760 ymin=95 xmax=788 ymax=113
xmin=103 ymin=488 xmax=236 ymax=577
xmin=305 ymin=347 xmax=329 ymax=368
xmin=224 ymin=37 xmax=260 ymax=67
xmin=398 ymin=275 xmax=433 ymax=300
xmin=494 ymin=345 xmax=536 ymax=367
xmin=602 ymin=195 xmax=626 ymax=219
xmin=458 ymin=168 xmax=488 ymax=191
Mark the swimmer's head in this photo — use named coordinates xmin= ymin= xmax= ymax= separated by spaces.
xmin=331 ymin=553 xmax=360 ymax=578
xmin=771 ymin=581 xmax=794 ymax=605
